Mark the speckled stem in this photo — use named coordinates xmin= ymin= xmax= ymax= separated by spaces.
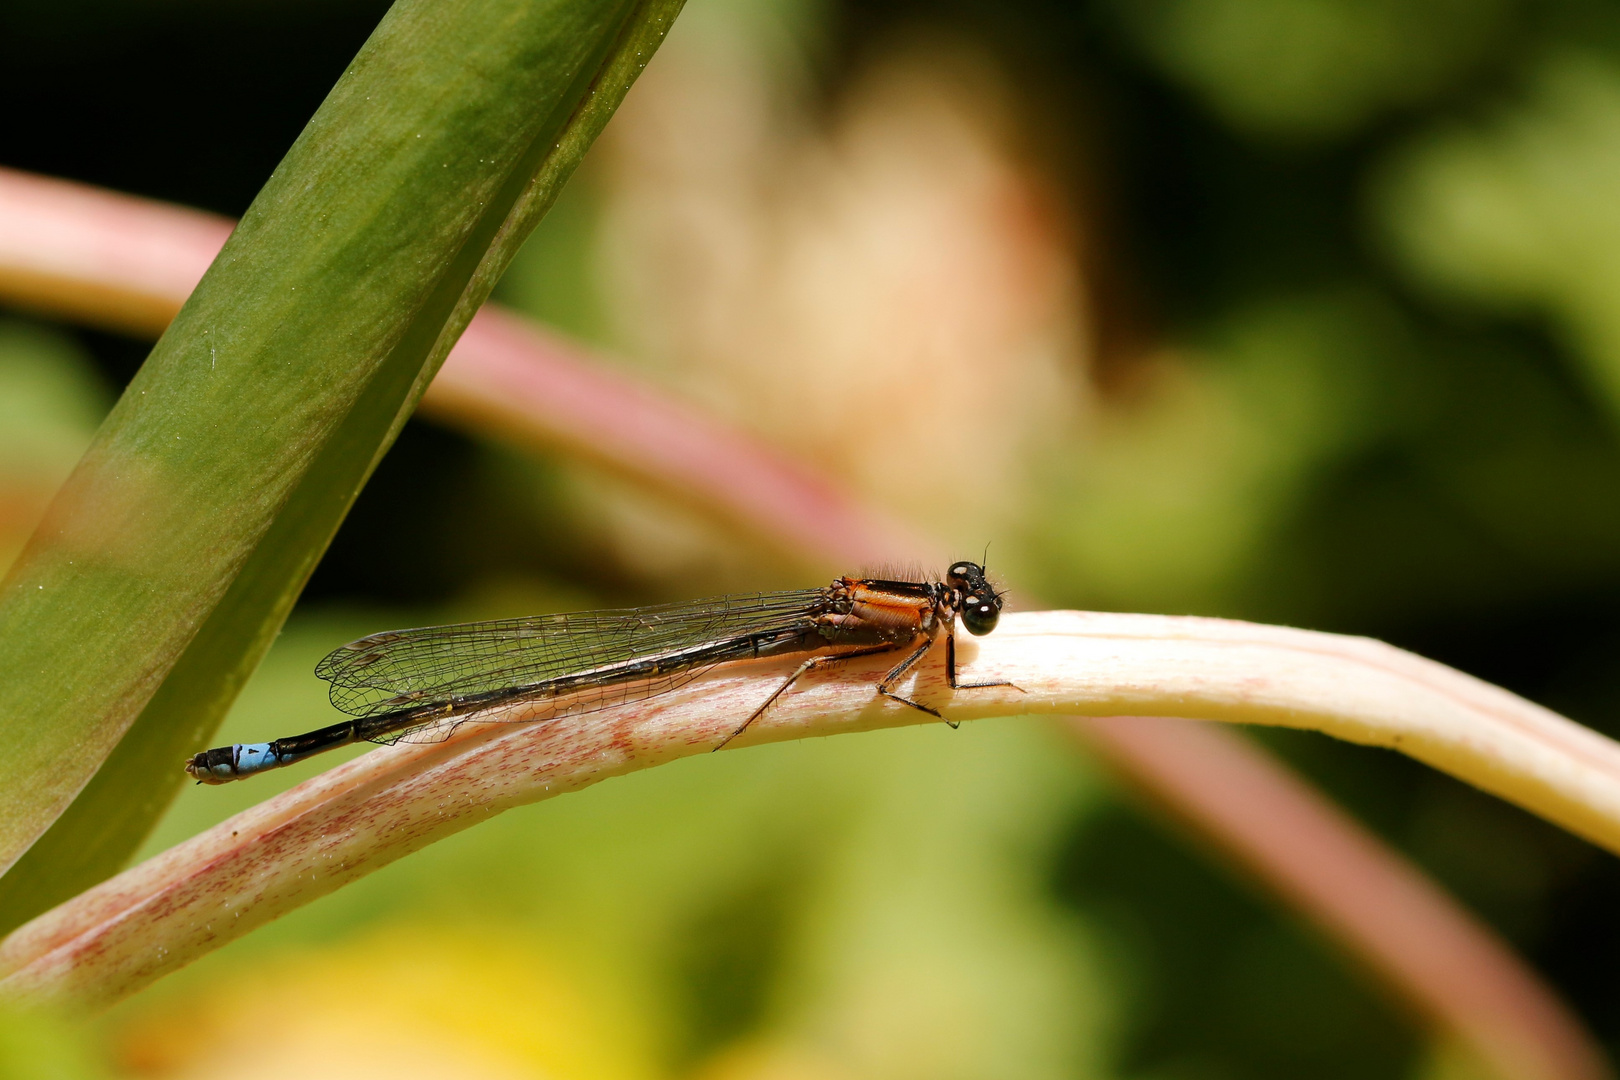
xmin=3 ymin=609 xmax=1618 ymax=1016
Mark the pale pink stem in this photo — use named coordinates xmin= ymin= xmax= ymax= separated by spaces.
xmin=430 ymin=308 xmax=926 ymax=568
xmin=0 ymin=168 xmax=234 ymax=334
xmin=0 ymin=166 xmax=1606 ymax=1079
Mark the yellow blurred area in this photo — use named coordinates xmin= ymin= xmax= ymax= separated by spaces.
xmin=116 ymin=926 xmax=651 ymax=1080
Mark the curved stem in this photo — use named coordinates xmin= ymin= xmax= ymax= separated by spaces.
xmin=4 ymin=611 xmax=1619 ymax=1034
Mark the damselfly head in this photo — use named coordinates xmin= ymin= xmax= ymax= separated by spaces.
xmin=946 ymin=561 xmax=1003 ymax=636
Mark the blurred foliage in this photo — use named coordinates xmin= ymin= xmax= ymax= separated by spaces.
xmin=1056 ymin=804 xmax=1417 ymax=1080
xmin=1032 ymin=287 xmax=1413 ymax=613
xmin=1105 ymin=0 xmax=1510 ymax=141
xmin=0 ymin=1006 xmax=111 ymax=1080
xmin=10 ymin=0 xmax=1620 ymax=1077
xmin=1376 ymin=51 xmax=1620 ymax=415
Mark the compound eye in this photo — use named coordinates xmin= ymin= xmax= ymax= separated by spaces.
xmin=962 ymin=599 xmax=999 ymax=636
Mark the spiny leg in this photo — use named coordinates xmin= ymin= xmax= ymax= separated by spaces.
xmin=714 ymin=644 xmax=896 ymax=751
xmin=876 ymin=635 xmax=950 ymax=722
xmin=917 ymin=627 xmax=1027 ymax=729
xmin=945 ymin=628 xmax=1025 ymax=692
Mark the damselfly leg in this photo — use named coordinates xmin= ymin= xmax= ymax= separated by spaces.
xmin=715 ymin=643 xmax=898 ymax=750
xmin=935 ymin=621 xmax=1026 ymax=728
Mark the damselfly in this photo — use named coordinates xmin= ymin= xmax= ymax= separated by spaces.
xmin=186 ymin=561 xmax=1014 ymax=784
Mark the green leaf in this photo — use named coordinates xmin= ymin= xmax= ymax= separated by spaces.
xmin=0 ymin=0 xmax=685 ymax=934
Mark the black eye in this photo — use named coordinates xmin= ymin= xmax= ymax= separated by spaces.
xmin=962 ymin=602 xmax=999 ymax=636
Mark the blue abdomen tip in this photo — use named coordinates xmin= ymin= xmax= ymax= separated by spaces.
xmin=232 ymin=743 xmax=277 ymax=775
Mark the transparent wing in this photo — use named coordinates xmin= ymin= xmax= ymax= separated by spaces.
xmin=315 ymin=589 xmax=828 ymax=740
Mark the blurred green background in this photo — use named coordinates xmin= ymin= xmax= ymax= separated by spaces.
xmin=6 ymin=0 xmax=1620 ymax=1077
